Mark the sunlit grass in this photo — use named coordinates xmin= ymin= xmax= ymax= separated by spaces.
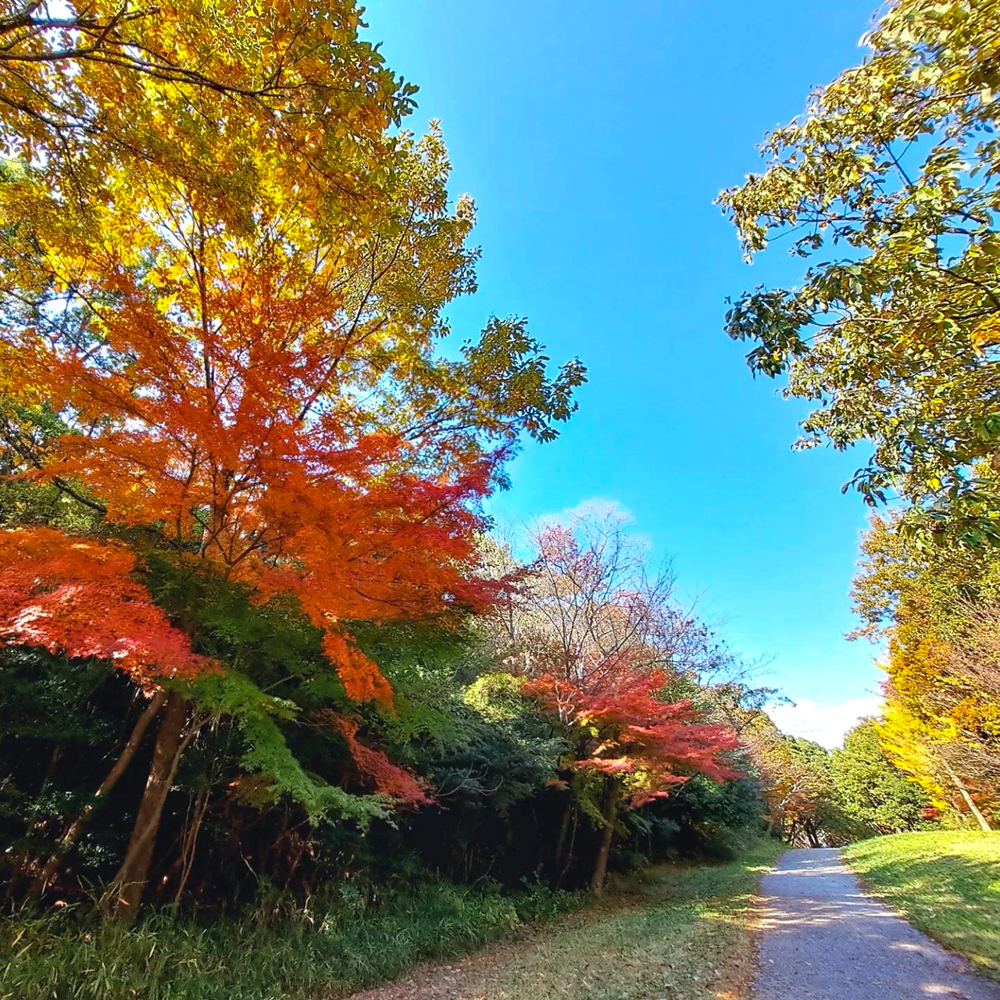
xmin=369 ymin=838 xmax=784 ymax=1000
xmin=842 ymin=830 xmax=1000 ymax=979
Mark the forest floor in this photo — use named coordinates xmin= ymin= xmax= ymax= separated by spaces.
xmin=341 ymin=839 xmax=783 ymax=1000
xmin=841 ymin=830 xmax=1000 ymax=981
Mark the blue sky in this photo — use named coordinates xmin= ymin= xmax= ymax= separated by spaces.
xmin=366 ymin=0 xmax=885 ymax=745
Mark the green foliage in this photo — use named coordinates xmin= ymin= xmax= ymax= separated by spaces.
xmin=843 ymin=831 xmax=1000 ymax=980
xmin=620 ymin=775 xmax=765 ymax=864
xmin=832 ymin=720 xmax=934 ymax=834
xmin=147 ymin=559 xmax=392 ymax=824
xmin=720 ymin=0 xmax=1000 ymax=545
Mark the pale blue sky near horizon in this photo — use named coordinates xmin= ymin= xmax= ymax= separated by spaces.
xmin=365 ymin=0 xmax=886 ymax=745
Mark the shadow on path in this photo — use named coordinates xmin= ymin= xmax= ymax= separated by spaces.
xmin=755 ymin=847 xmax=1000 ymax=1000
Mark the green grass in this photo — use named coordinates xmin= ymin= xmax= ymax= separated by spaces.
xmin=0 ymin=840 xmax=783 ymax=1000
xmin=842 ymin=830 xmax=1000 ymax=980
xmin=350 ymin=837 xmax=784 ymax=1000
xmin=0 ymin=881 xmax=579 ymax=1000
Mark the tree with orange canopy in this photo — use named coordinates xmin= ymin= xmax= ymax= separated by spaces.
xmin=0 ymin=8 xmax=583 ymax=912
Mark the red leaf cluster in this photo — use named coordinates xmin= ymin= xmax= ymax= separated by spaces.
xmin=523 ymin=669 xmax=738 ymax=806
xmin=0 ymin=527 xmax=213 ymax=684
xmin=328 ymin=714 xmax=431 ymax=807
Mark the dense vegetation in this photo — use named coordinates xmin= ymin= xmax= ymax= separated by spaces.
xmin=843 ymin=831 xmax=1000 ymax=980
xmin=0 ymin=841 xmax=783 ymax=1000
xmin=0 ymin=880 xmax=579 ymax=1000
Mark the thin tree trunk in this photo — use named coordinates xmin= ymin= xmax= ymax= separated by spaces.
xmin=172 ymin=787 xmax=210 ymax=905
xmin=942 ymin=758 xmax=992 ymax=832
xmin=30 ymin=690 xmax=167 ymax=895
xmin=590 ymin=788 xmax=618 ymax=896
xmin=556 ymin=806 xmax=579 ymax=889
xmin=103 ymin=693 xmax=196 ymax=919
xmin=554 ymin=799 xmax=573 ymax=870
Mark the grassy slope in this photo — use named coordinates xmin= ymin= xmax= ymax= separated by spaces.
xmin=348 ymin=837 xmax=784 ymax=1000
xmin=842 ymin=830 xmax=1000 ymax=980
xmin=0 ymin=840 xmax=782 ymax=1000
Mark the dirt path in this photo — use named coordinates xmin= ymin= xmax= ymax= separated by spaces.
xmin=754 ymin=847 xmax=1000 ymax=1000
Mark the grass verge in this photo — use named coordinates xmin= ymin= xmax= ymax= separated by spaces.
xmin=350 ymin=836 xmax=785 ymax=1000
xmin=0 ymin=839 xmax=782 ymax=1000
xmin=842 ymin=830 xmax=1000 ymax=980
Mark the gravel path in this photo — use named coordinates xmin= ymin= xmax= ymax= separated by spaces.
xmin=755 ymin=847 xmax=1000 ymax=1000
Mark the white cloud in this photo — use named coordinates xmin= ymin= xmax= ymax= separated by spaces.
xmin=770 ymin=696 xmax=882 ymax=750
xmin=534 ymin=497 xmax=638 ymax=534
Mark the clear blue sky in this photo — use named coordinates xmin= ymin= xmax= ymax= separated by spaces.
xmin=365 ymin=0 xmax=884 ymax=743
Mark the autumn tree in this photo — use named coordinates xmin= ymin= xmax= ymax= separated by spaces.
xmin=523 ymin=668 xmax=737 ymax=893
xmin=483 ymin=505 xmax=717 ymax=685
xmin=720 ymin=0 xmax=1000 ymax=544
xmin=740 ymin=717 xmax=847 ymax=845
xmin=879 ymin=689 xmax=995 ymax=829
xmin=0 ymin=0 xmax=418 ymax=213
xmin=852 ymin=514 xmax=1000 ymax=827
xmin=0 ymin=1 xmax=583 ymax=915
xmin=480 ymin=508 xmax=738 ymax=892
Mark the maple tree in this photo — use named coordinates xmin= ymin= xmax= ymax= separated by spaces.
xmin=476 ymin=508 xmax=742 ymax=891
xmin=524 ymin=668 xmax=737 ymax=893
xmin=0 ymin=122 xmax=573 ymax=709
xmin=0 ymin=0 xmax=583 ymax=913
xmin=0 ymin=526 xmax=215 ymax=894
xmin=482 ymin=506 xmax=716 ymax=685
xmin=721 ymin=0 xmax=1000 ymax=544
xmin=0 ymin=527 xmax=209 ymax=682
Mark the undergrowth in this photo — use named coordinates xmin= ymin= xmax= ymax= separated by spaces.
xmin=0 ymin=879 xmax=578 ymax=1000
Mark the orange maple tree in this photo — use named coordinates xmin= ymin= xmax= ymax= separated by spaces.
xmin=2 ymin=132 xmax=522 ymax=706
xmin=0 ymin=102 xmax=583 ymax=914
xmin=0 ymin=527 xmax=210 ymax=682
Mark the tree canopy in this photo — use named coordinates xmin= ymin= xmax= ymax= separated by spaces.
xmin=721 ymin=0 xmax=1000 ymax=545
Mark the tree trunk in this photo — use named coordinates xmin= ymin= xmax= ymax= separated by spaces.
xmin=30 ymin=690 xmax=167 ymax=895
xmin=589 ymin=789 xmax=618 ymax=896
xmin=942 ymin=758 xmax=992 ymax=832
xmin=103 ymin=693 xmax=191 ymax=919
xmin=172 ymin=787 xmax=210 ymax=905
xmin=804 ymin=820 xmax=821 ymax=848
xmin=556 ymin=806 xmax=579 ymax=889
xmin=554 ymin=799 xmax=573 ymax=870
